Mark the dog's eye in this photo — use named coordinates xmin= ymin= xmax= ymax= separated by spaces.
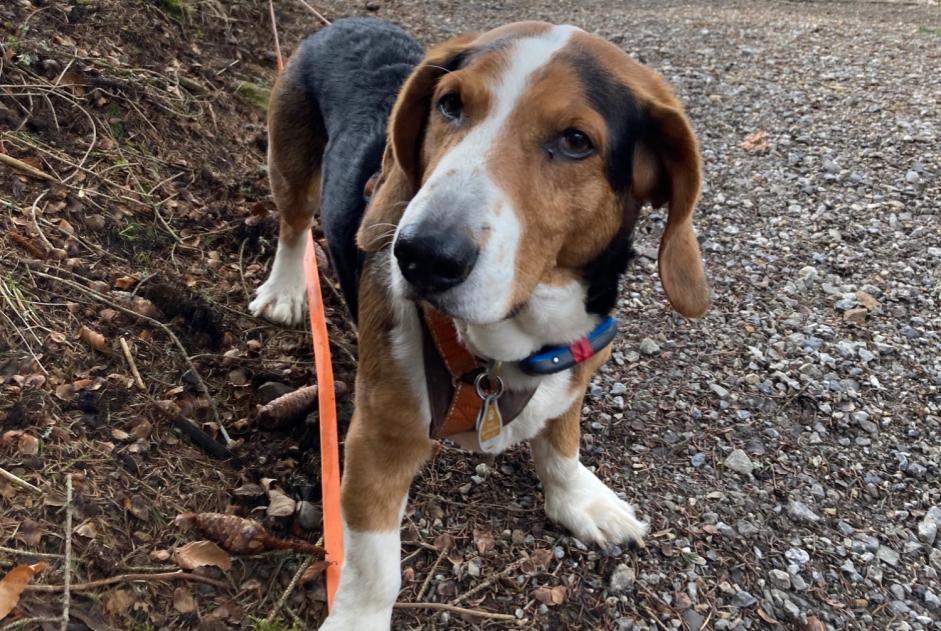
xmin=437 ymin=93 xmax=463 ymax=122
xmin=558 ymin=128 xmax=595 ymax=159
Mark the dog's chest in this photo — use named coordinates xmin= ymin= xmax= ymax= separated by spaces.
xmin=389 ymin=297 xmax=578 ymax=452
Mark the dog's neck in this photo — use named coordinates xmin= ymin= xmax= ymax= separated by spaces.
xmin=453 ymin=279 xmax=602 ymax=387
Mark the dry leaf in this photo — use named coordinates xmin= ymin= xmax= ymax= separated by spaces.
xmin=113 ymin=275 xmax=137 ymax=290
xmin=804 ymin=615 xmax=825 ymax=631
xmin=856 ymin=291 xmax=879 ymax=310
xmin=740 ymin=129 xmax=770 ymax=152
xmin=266 ymin=489 xmax=296 ymax=518
xmin=16 ymin=519 xmax=44 ymax=546
xmin=300 ymin=561 xmax=330 ymax=583
xmin=233 ymin=483 xmax=265 ymax=498
xmin=0 ymin=562 xmax=49 ymax=621
xmin=756 ymin=606 xmax=781 ymax=626
xmin=172 ymin=586 xmax=197 ymax=614
xmin=103 ymin=588 xmax=135 ymax=616
xmin=80 ymin=325 xmax=109 ymax=353
xmin=434 ymin=533 xmax=454 ymax=552
xmin=473 ymin=528 xmax=496 ymax=555
xmin=532 ymin=585 xmax=567 ymax=606
xmin=75 ymin=521 xmax=99 ymax=539
xmin=150 ymin=549 xmax=171 ymax=562
xmin=173 ymin=540 xmax=232 ymax=571
xmin=17 ymin=434 xmax=39 ymax=456
xmin=122 ymin=495 xmax=150 ymax=521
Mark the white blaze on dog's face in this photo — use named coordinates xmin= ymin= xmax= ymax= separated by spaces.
xmin=380 ymin=21 xmax=711 ymax=326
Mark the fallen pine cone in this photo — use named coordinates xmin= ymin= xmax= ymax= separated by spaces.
xmin=255 ymin=381 xmax=348 ymax=429
xmin=175 ymin=512 xmax=325 ymax=557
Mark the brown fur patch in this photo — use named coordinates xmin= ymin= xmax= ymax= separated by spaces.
xmin=266 ymin=59 xmax=325 ymax=245
xmin=342 ymin=254 xmax=434 ymax=531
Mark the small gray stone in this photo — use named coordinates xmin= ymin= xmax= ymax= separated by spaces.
xmin=717 ymin=522 xmax=737 ymax=538
xmin=876 ymin=546 xmax=900 ymax=567
xmin=787 ymin=500 xmax=820 ymax=523
xmin=724 ymin=449 xmax=754 ymax=476
xmin=609 ymin=564 xmax=636 ymax=593
xmin=782 ymin=597 xmax=801 ymax=619
xmin=925 ymin=589 xmax=940 ymax=610
xmin=682 ymin=608 xmax=707 ymax=631
xmin=639 ymin=338 xmax=660 ymax=355
xmin=731 ymin=590 xmax=757 ymax=608
xmin=917 ymin=507 xmax=940 ymax=545
xmin=836 ymin=520 xmax=855 ymax=536
xmin=769 ymin=569 xmax=791 ymax=590
xmin=710 ymin=383 xmax=730 ymax=399
xmin=785 ymin=548 xmax=810 ymax=565
xmin=889 ymin=600 xmax=910 ymax=615
xmin=791 ymin=574 xmax=809 ymax=591
xmin=690 ymin=452 xmax=706 ymax=468
xmin=297 ymin=500 xmax=322 ymax=530
xmin=610 ymin=382 xmax=627 ymax=396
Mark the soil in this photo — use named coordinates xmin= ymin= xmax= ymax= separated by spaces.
xmin=1 ymin=1 xmax=939 ymax=630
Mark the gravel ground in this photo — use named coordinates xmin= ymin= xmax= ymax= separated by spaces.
xmin=2 ymin=1 xmax=939 ymax=630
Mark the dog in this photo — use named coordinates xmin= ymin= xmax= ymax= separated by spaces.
xmin=250 ymin=17 xmax=710 ymax=629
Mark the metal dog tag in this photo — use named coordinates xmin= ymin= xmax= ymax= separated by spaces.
xmin=475 ymin=372 xmax=504 ymax=453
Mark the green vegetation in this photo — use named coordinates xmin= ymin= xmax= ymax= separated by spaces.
xmin=918 ymin=26 xmax=941 ymax=37
xmin=161 ymin=0 xmax=194 ymax=22
xmin=235 ymin=81 xmax=271 ymax=111
xmin=251 ymin=618 xmax=303 ymax=631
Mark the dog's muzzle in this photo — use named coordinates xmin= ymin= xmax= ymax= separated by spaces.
xmin=393 ymin=222 xmax=479 ymax=296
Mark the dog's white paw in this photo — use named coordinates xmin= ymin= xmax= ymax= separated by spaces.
xmin=249 ymin=239 xmax=307 ymax=325
xmin=544 ymin=465 xmax=647 ymax=548
xmin=249 ymin=275 xmax=307 ymax=325
xmin=318 ymin=610 xmax=392 ymax=631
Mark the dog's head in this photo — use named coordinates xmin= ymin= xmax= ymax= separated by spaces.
xmin=359 ymin=22 xmax=710 ymax=325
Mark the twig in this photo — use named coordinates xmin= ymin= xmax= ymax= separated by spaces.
xmin=266 ymin=557 xmax=312 ymax=623
xmin=0 ymin=466 xmax=42 ymax=494
xmin=295 ymin=0 xmax=331 ymax=24
xmin=393 ymin=602 xmax=518 ymax=622
xmin=1 ymin=617 xmax=61 ymax=630
xmin=61 ymin=474 xmax=73 ymax=631
xmin=149 ymin=399 xmax=238 ymax=462
xmin=450 ymin=558 xmax=525 ymax=606
xmin=25 ymin=571 xmax=229 ymax=593
xmin=642 ymin=604 xmax=672 ymax=631
xmin=268 ymin=0 xmax=284 ymax=74
xmin=0 ymin=151 xmax=57 ymax=181
xmin=28 ymin=268 xmax=233 ymax=445
xmin=119 ymin=337 xmax=146 ymax=390
xmin=416 ymin=547 xmax=447 ymax=602
xmin=0 ymin=545 xmax=65 ymax=559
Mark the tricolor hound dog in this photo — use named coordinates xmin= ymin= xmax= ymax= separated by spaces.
xmin=250 ymin=17 xmax=710 ymax=629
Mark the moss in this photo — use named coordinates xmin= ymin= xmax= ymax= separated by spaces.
xmin=235 ymin=81 xmax=271 ymax=111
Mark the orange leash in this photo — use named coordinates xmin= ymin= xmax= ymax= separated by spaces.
xmin=304 ymin=232 xmax=343 ymax=609
xmin=268 ymin=0 xmax=341 ymax=610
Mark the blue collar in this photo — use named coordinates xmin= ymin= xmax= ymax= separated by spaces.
xmin=518 ymin=316 xmax=618 ymax=376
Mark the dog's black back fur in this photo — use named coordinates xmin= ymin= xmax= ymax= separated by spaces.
xmin=292 ymin=18 xmax=422 ymax=317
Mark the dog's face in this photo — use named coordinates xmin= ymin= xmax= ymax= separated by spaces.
xmin=361 ymin=22 xmax=710 ymax=325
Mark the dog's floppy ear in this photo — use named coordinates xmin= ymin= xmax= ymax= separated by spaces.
xmin=630 ymin=98 xmax=711 ymax=318
xmin=357 ymin=34 xmax=478 ymax=253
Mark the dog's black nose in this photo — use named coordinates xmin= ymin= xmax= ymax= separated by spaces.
xmin=394 ymin=223 xmax=478 ymax=295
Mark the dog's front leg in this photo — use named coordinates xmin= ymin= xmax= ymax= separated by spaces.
xmin=530 ymin=393 xmax=647 ymax=548
xmin=319 ymin=410 xmax=432 ymax=630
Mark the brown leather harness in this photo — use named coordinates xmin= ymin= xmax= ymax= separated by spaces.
xmin=419 ymin=305 xmax=536 ymax=439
